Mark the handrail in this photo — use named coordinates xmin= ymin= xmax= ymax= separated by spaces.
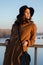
xmin=0 ymin=43 xmax=7 ymax=46
xmin=0 ymin=43 xmax=43 ymax=65
xmin=0 ymin=43 xmax=43 ymax=47
xmin=30 ymin=44 xmax=43 ymax=65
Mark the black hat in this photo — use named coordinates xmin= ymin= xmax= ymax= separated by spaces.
xmin=19 ymin=5 xmax=34 ymax=17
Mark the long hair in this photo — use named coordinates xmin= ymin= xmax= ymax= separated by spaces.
xmin=15 ymin=14 xmax=32 ymax=25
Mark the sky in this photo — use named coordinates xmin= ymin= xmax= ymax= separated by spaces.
xmin=0 ymin=0 xmax=43 ymax=32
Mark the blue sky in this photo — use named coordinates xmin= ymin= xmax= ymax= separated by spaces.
xmin=0 ymin=0 xmax=43 ymax=32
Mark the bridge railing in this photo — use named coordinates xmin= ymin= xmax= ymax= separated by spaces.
xmin=0 ymin=43 xmax=43 ymax=65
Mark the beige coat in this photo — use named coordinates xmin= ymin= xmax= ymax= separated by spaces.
xmin=10 ymin=21 xmax=37 ymax=46
xmin=3 ymin=21 xmax=37 ymax=65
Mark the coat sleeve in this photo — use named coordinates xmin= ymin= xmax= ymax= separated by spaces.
xmin=28 ymin=24 xmax=37 ymax=46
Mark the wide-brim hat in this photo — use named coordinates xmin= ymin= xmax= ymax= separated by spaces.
xmin=19 ymin=5 xmax=34 ymax=17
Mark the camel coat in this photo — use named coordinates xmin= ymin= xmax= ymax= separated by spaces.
xmin=3 ymin=21 xmax=37 ymax=65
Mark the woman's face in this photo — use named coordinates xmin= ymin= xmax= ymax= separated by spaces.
xmin=24 ymin=8 xmax=31 ymax=20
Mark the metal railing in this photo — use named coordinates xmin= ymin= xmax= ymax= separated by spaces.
xmin=0 ymin=43 xmax=43 ymax=65
xmin=29 ymin=44 xmax=43 ymax=65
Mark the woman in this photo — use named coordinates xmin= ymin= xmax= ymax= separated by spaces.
xmin=3 ymin=5 xmax=37 ymax=65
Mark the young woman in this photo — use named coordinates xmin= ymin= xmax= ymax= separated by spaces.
xmin=3 ymin=5 xmax=37 ymax=65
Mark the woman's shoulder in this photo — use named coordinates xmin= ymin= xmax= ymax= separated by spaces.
xmin=31 ymin=21 xmax=37 ymax=27
xmin=31 ymin=21 xmax=37 ymax=31
xmin=12 ymin=22 xmax=17 ymax=28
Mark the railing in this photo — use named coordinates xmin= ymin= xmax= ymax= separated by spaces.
xmin=0 ymin=43 xmax=43 ymax=65
xmin=29 ymin=44 xmax=43 ymax=65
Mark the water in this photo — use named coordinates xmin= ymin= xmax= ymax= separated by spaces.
xmin=0 ymin=37 xmax=43 ymax=65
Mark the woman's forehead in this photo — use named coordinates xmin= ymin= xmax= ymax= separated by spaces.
xmin=25 ymin=8 xmax=30 ymax=13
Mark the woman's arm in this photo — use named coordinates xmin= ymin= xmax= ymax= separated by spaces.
xmin=28 ymin=24 xmax=37 ymax=46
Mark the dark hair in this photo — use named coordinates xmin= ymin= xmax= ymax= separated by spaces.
xmin=19 ymin=5 xmax=29 ymax=17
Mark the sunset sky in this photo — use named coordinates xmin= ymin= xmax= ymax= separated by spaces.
xmin=0 ymin=0 xmax=43 ymax=32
